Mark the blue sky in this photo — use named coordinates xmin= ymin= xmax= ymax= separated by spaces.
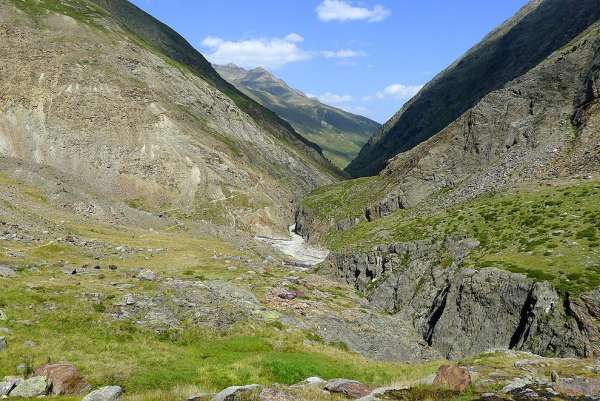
xmin=130 ymin=0 xmax=528 ymax=123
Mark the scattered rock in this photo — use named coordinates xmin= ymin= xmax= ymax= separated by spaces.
xmin=324 ymin=379 xmax=370 ymax=399
xmin=301 ymin=377 xmax=325 ymax=386
xmin=137 ymin=269 xmax=156 ymax=281
xmin=557 ymin=376 xmax=600 ymax=397
xmin=211 ymin=384 xmax=260 ymax=401
xmin=276 ymin=288 xmax=297 ymax=300
xmin=15 ymin=364 xmax=27 ymax=376
xmin=34 ymin=363 xmax=91 ymax=395
xmin=0 ymin=265 xmax=16 ymax=278
xmin=108 ymin=265 xmax=118 ymax=271
xmin=82 ymin=385 xmax=123 ymax=401
xmin=551 ymin=371 xmax=560 ymax=383
xmin=10 ymin=376 xmax=49 ymax=398
xmin=187 ymin=393 xmax=209 ymax=401
xmin=0 ymin=337 xmax=6 ymax=351
xmin=502 ymin=377 xmax=533 ymax=393
xmin=433 ymin=365 xmax=471 ymax=392
xmin=0 ymin=309 xmax=6 ymax=321
xmin=0 ymin=377 xmax=21 ymax=397
xmin=259 ymin=388 xmax=294 ymax=401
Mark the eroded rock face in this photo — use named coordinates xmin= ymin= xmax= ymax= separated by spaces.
xmin=322 ymin=237 xmax=600 ymax=360
xmin=0 ymin=0 xmax=337 ymax=234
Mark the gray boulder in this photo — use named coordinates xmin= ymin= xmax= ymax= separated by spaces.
xmin=211 ymin=384 xmax=260 ymax=401
xmin=82 ymin=386 xmax=123 ymax=401
xmin=137 ymin=269 xmax=156 ymax=281
xmin=0 ymin=265 xmax=16 ymax=278
xmin=0 ymin=336 xmax=6 ymax=351
xmin=10 ymin=376 xmax=49 ymax=398
xmin=324 ymin=379 xmax=370 ymax=399
xmin=0 ymin=377 xmax=21 ymax=396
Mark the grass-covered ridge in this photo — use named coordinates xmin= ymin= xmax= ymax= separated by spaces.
xmin=314 ymin=179 xmax=600 ymax=294
xmin=299 ymin=176 xmax=386 ymax=221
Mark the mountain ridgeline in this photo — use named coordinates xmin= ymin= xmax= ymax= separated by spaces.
xmin=0 ymin=0 xmax=341 ymax=235
xmin=347 ymin=0 xmax=600 ymax=177
xmin=214 ymin=63 xmax=381 ymax=169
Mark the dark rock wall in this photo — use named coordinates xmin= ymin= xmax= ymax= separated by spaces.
xmin=321 ymin=238 xmax=600 ymax=359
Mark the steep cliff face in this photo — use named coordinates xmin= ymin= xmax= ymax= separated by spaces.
xmin=322 ymin=238 xmax=600 ymax=360
xmin=214 ymin=63 xmax=380 ymax=169
xmin=347 ymin=0 xmax=600 ymax=178
xmin=0 ymin=0 xmax=339 ymax=234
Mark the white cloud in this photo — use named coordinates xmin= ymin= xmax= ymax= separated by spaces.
xmin=285 ymin=33 xmax=304 ymax=43
xmin=201 ymin=33 xmax=366 ymax=68
xmin=317 ymin=0 xmax=390 ymax=23
xmin=201 ymin=34 xmax=311 ymax=69
xmin=308 ymin=92 xmax=354 ymax=104
xmin=321 ymin=49 xmax=365 ymax=58
xmin=363 ymin=83 xmax=423 ymax=101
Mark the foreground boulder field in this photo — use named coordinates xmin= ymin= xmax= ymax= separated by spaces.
xmin=1 ymin=357 xmax=599 ymax=400
xmin=0 ymin=0 xmax=599 ymax=400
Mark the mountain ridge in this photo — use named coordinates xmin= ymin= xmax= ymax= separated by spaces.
xmin=214 ymin=63 xmax=381 ymax=169
xmin=347 ymin=0 xmax=600 ymax=177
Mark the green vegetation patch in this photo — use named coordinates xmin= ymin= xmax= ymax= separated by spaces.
xmin=317 ymin=180 xmax=600 ymax=294
xmin=9 ymin=0 xmax=107 ymax=26
xmin=300 ymin=176 xmax=386 ymax=221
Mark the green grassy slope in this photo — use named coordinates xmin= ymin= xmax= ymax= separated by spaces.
xmin=302 ymin=178 xmax=600 ymax=294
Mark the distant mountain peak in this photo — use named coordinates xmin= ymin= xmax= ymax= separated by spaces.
xmin=214 ymin=63 xmax=381 ymax=169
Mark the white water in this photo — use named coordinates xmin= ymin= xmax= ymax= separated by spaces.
xmin=256 ymin=224 xmax=329 ymax=267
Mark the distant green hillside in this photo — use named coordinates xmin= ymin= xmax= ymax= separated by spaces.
xmin=215 ymin=64 xmax=381 ymax=169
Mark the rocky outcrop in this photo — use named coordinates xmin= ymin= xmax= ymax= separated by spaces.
xmin=321 ymin=237 xmax=600 ymax=360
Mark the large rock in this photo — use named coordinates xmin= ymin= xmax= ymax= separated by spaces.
xmin=137 ymin=269 xmax=156 ymax=281
xmin=82 ymin=386 xmax=123 ymax=401
xmin=10 ymin=376 xmax=49 ymax=398
xmin=0 ymin=377 xmax=21 ymax=396
xmin=557 ymin=377 xmax=600 ymax=397
xmin=34 ymin=363 xmax=91 ymax=395
xmin=432 ymin=365 xmax=471 ymax=392
xmin=211 ymin=384 xmax=260 ymax=401
xmin=0 ymin=265 xmax=16 ymax=278
xmin=0 ymin=336 xmax=6 ymax=351
xmin=259 ymin=388 xmax=294 ymax=401
xmin=324 ymin=379 xmax=370 ymax=399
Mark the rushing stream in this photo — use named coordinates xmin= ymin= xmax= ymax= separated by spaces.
xmin=256 ymin=224 xmax=329 ymax=267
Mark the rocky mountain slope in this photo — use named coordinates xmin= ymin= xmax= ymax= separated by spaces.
xmin=0 ymin=0 xmax=340 ymax=235
xmin=215 ymin=63 xmax=380 ymax=169
xmin=347 ymin=0 xmax=600 ymax=177
xmin=295 ymin=0 xmax=600 ymax=362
